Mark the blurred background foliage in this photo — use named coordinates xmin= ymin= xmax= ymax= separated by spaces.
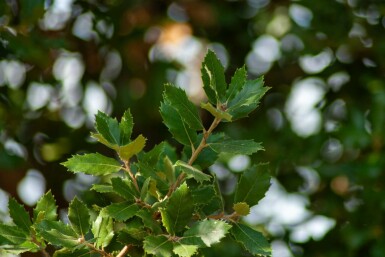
xmin=1 ymin=0 xmax=385 ymax=256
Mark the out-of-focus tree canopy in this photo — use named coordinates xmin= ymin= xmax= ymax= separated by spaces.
xmin=1 ymin=0 xmax=385 ymax=256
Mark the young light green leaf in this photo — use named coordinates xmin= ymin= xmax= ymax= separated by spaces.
xmin=233 ymin=202 xmax=250 ymax=216
xmin=143 ymin=235 xmax=173 ymax=257
xmin=160 ymin=183 xmax=194 ymax=234
xmin=118 ymin=134 xmax=146 ymax=161
xmin=173 ymin=242 xmax=198 ymax=257
xmin=95 ymin=111 xmax=120 ymax=146
xmin=175 ymin=160 xmax=211 ymax=183
xmin=201 ymin=62 xmax=217 ymax=104
xmin=227 ymin=77 xmax=270 ymax=120
xmin=226 ymin=66 xmax=247 ymax=103
xmin=91 ymin=132 xmax=118 ymax=150
xmin=119 ymin=109 xmax=134 ymax=145
xmin=201 ymin=102 xmax=232 ymax=121
xmin=231 ymin=223 xmax=271 ymax=256
xmin=104 ymin=202 xmax=139 ymax=221
xmin=68 ymin=197 xmax=90 ymax=236
xmin=164 ymin=156 xmax=176 ymax=184
xmin=202 ymin=49 xmax=227 ymax=103
xmin=184 ymin=219 xmax=232 ymax=247
xmin=35 ymin=220 xmax=78 ymax=248
xmin=234 ymin=163 xmax=270 ymax=207
xmin=62 ymin=153 xmax=122 ymax=176
xmin=209 ymin=139 xmax=264 ymax=155
xmin=8 ymin=198 xmax=32 ymax=235
xmin=90 ymin=184 xmax=113 ymax=193
xmin=53 ymin=248 xmax=90 ymax=257
xmin=163 ymin=83 xmax=204 ymax=130
xmin=91 ymin=211 xmax=114 ymax=248
xmin=33 ymin=190 xmax=57 ymax=222
xmin=160 ymin=101 xmax=197 ymax=146
xmin=111 ymin=177 xmax=139 ymax=201
xmin=0 ymin=224 xmax=28 ymax=245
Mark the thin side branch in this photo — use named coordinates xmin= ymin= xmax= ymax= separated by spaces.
xmin=123 ymin=161 xmax=140 ymax=192
xmin=116 ymin=245 xmax=131 ymax=257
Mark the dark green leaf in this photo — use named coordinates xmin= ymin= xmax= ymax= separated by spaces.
xmin=136 ymin=209 xmax=163 ymax=234
xmin=111 ymin=177 xmax=139 ymax=201
xmin=119 ymin=109 xmax=134 ymax=145
xmin=163 ymin=84 xmax=204 ymax=130
xmin=33 ymin=190 xmax=57 ymax=222
xmin=231 ymin=223 xmax=271 ymax=256
xmin=8 ymin=198 xmax=32 ymax=234
xmin=118 ymin=218 xmax=147 ymax=243
xmin=95 ymin=111 xmax=120 ymax=146
xmin=62 ymin=153 xmax=122 ymax=176
xmin=104 ymin=202 xmax=139 ymax=221
xmin=53 ymin=248 xmax=90 ymax=257
xmin=118 ymin=134 xmax=146 ymax=161
xmin=201 ymin=62 xmax=217 ymax=104
xmin=184 ymin=220 xmax=231 ymax=247
xmin=175 ymin=160 xmax=211 ymax=183
xmin=234 ymin=163 xmax=271 ymax=207
xmin=202 ymin=50 xmax=227 ymax=103
xmin=160 ymin=100 xmax=197 ymax=146
xmin=0 ymin=224 xmax=27 ymax=245
xmin=68 ymin=197 xmax=90 ymax=236
xmin=143 ymin=235 xmax=173 ymax=257
xmin=91 ymin=211 xmax=114 ymax=248
xmin=226 ymin=66 xmax=247 ymax=103
xmin=90 ymin=184 xmax=113 ymax=193
xmin=160 ymin=183 xmax=194 ymax=234
xmin=227 ymin=77 xmax=270 ymax=120
xmin=209 ymin=139 xmax=264 ymax=155
xmin=35 ymin=220 xmax=78 ymax=248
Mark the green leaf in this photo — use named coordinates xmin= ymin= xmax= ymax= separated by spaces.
xmin=226 ymin=66 xmax=247 ymax=103
xmin=175 ymin=160 xmax=211 ymax=183
xmin=68 ymin=197 xmax=90 ymax=236
xmin=209 ymin=139 xmax=264 ymax=155
xmin=143 ymin=235 xmax=173 ymax=257
xmin=164 ymin=156 xmax=176 ymax=184
xmin=95 ymin=111 xmax=120 ymax=146
xmin=91 ymin=211 xmax=114 ymax=248
xmin=8 ymin=198 xmax=32 ymax=235
xmin=0 ymin=241 xmax=39 ymax=254
xmin=35 ymin=220 xmax=78 ymax=248
xmin=234 ymin=163 xmax=271 ymax=207
xmin=201 ymin=61 xmax=217 ymax=104
xmin=90 ymin=184 xmax=113 ymax=193
xmin=118 ymin=218 xmax=147 ymax=243
xmin=173 ymin=242 xmax=198 ymax=257
xmin=202 ymin=50 xmax=227 ymax=103
xmin=136 ymin=209 xmax=163 ymax=234
xmin=119 ymin=109 xmax=134 ymax=145
xmin=160 ymin=183 xmax=194 ymax=234
xmin=231 ymin=223 xmax=271 ymax=256
xmin=53 ymin=248 xmax=90 ymax=257
xmin=33 ymin=190 xmax=57 ymax=222
xmin=118 ymin=134 xmax=146 ymax=161
xmin=184 ymin=219 xmax=232 ymax=247
xmin=233 ymin=202 xmax=250 ymax=216
xmin=111 ymin=177 xmax=139 ymax=201
xmin=62 ymin=153 xmax=122 ymax=176
xmin=201 ymin=102 xmax=232 ymax=121
xmin=0 ymin=224 xmax=27 ymax=245
xmin=227 ymin=77 xmax=270 ymax=120
xmin=160 ymin=100 xmax=197 ymax=146
xmin=163 ymin=83 xmax=204 ymax=130
xmin=104 ymin=202 xmax=139 ymax=221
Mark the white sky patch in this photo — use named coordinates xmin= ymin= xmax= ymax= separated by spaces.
xmin=289 ymin=4 xmax=313 ymax=28
xmin=83 ymin=82 xmax=110 ymax=121
xmin=1 ymin=60 xmax=26 ymax=89
xmin=290 ymin=215 xmax=336 ymax=243
xmin=252 ymin=35 xmax=281 ymax=63
xmin=228 ymin=154 xmax=251 ymax=172
xmin=299 ymin=48 xmax=333 ymax=74
xmin=27 ymin=82 xmax=53 ymax=110
xmin=285 ymin=78 xmax=326 ymax=137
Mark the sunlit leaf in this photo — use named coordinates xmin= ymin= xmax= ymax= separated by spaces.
xmin=118 ymin=134 xmax=146 ymax=161
xmin=91 ymin=211 xmax=114 ymax=248
xmin=62 ymin=153 xmax=122 ymax=176
xmin=184 ymin=219 xmax=231 ymax=247
xmin=0 ymin=224 xmax=27 ymax=245
xmin=33 ymin=190 xmax=57 ymax=222
xmin=202 ymin=50 xmax=227 ymax=103
xmin=35 ymin=220 xmax=78 ymax=248
xmin=175 ymin=160 xmax=211 ymax=183
xmin=173 ymin=242 xmax=198 ymax=257
xmin=144 ymin=235 xmax=173 ymax=257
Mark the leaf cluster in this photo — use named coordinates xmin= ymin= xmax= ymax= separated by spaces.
xmin=1 ymin=50 xmax=271 ymax=257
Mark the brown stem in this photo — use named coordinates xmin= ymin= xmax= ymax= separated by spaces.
xmin=123 ymin=161 xmax=140 ymax=192
xmin=116 ymin=245 xmax=131 ymax=257
xmin=166 ymin=117 xmax=222 ymax=198
xmin=208 ymin=211 xmax=240 ymax=222
xmin=41 ymin=248 xmax=51 ymax=257
xmin=83 ymin=241 xmax=113 ymax=257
